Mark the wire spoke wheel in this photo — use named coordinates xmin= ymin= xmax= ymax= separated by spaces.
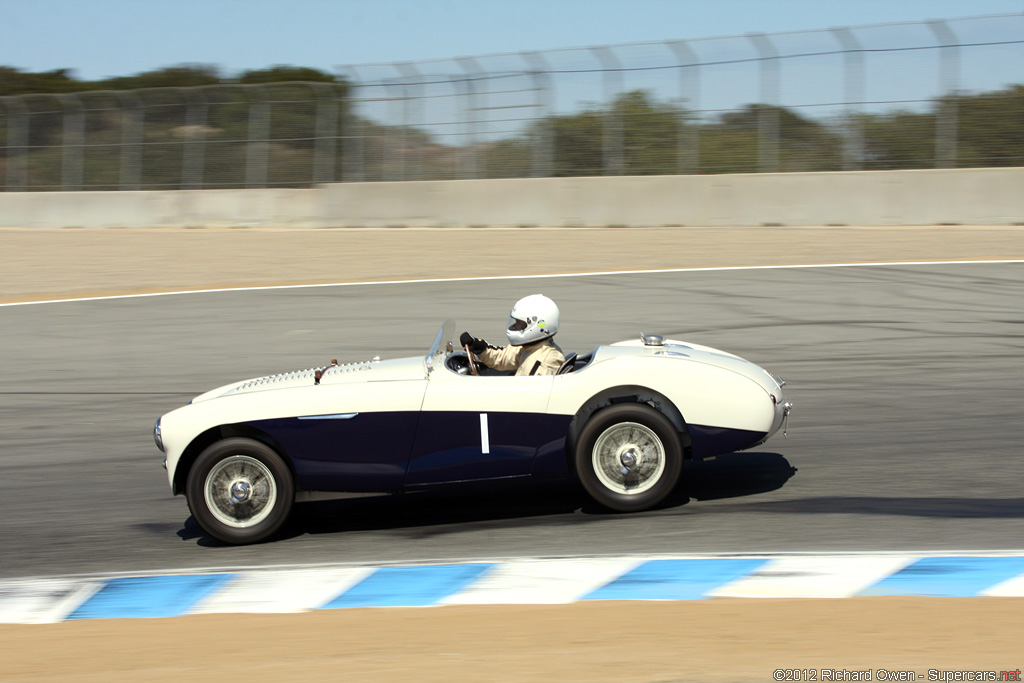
xmin=204 ymin=455 xmax=277 ymax=528
xmin=187 ymin=438 xmax=294 ymax=544
xmin=575 ymin=403 xmax=683 ymax=512
xmin=592 ymin=421 xmax=666 ymax=495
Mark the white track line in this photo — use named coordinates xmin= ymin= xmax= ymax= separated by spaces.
xmin=2 ymin=259 xmax=1022 ymax=308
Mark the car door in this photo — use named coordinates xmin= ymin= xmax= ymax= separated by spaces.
xmin=405 ymin=372 xmax=562 ymax=486
xmin=249 ymin=378 xmax=428 ymax=493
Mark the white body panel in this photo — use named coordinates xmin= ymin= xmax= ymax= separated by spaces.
xmin=550 ymin=353 xmax=776 ymax=434
xmin=549 ymin=339 xmax=782 ymax=435
xmin=423 ymin=371 xmax=555 ymax=414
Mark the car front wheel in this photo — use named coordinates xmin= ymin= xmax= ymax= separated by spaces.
xmin=575 ymin=404 xmax=683 ymax=512
xmin=186 ymin=437 xmax=294 ymax=544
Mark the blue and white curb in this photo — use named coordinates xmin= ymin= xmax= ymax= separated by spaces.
xmin=4 ymin=553 xmax=1024 ymax=624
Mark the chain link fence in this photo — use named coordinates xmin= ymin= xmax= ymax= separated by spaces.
xmin=2 ymin=13 xmax=1023 ymax=191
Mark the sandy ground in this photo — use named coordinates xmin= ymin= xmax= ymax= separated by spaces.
xmin=2 ymin=225 xmax=1022 ymax=304
xmin=2 ymin=225 xmax=1023 ymax=681
xmin=2 ymin=599 xmax=1023 ymax=682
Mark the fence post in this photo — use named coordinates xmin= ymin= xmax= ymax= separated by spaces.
xmin=457 ymin=57 xmax=483 ymax=179
xmin=116 ymin=91 xmax=144 ymax=190
xmin=928 ymin=19 xmax=960 ymax=168
xmin=59 ymin=94 xmax=84 ymax=191
xmin=377 ymin=74 xmax=405 ymax=182
xmin=668 ymin=40 xmax=701 ymax=175
xmin=521 ymin=51 xmax=553 ymax=178
xmin=339 ymin=66 xmax=365 ymax=183
xmin=245 ymin=85 xmax=271 ymax=188
xmin=747 ymin=32 xmax=780 ymax=173
xmin=1 ymin=96 xmax=30 ymax=191
xmin=312 ymin=82 xmax=340 ymax=184
xmin=395 ymin=62 xmax=423 ymax=181
xmin=181 ymin=87 xmax=208 ymax=189
xmin=590 ymin=46 xmax=624 ymax=176
xmin=830 ymin=27 xmax=865 ymax=171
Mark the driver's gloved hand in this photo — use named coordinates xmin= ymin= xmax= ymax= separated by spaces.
xmin=460 ymin=332 xmax=487 ymax=354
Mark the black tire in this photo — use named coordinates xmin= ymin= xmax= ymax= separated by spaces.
xmin=574 ymin=403 xmax=683 ymax=512
xmin=185 ymin=437 xmax=295 ymax=544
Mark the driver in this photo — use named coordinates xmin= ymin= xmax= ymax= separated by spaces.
xmin=460 ymin=294 xmax=565 ymax=376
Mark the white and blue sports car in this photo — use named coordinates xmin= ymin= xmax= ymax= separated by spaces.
xmin=154 ymin=320 xmax=792 ymax=544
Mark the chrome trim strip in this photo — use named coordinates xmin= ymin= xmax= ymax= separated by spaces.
xmin=298 ymin=413 xmax=359 ymax=421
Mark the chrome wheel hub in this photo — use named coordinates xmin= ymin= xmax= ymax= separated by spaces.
xmin=230 ymin=480 xmax=253 ymax=503
xmin=593 ymin=422 xmax=666 ymax=495
xmin=619 ymin=448 xmax=638 ymax=473
xmin=204 ymin=455 xmax=277 ymax=529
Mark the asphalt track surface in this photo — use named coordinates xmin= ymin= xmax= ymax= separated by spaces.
xmin=2 ymin=262 xmax=1022 ymax=581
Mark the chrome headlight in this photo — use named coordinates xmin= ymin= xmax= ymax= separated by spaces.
xmin=153 ymin=417 xmax=164 ymax=453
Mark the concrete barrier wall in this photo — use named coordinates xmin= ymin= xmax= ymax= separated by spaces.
xmin=2 ymin=168 xmax=1022 ymax=229
xmin=0 ymin=188 xmax=324 ymax=229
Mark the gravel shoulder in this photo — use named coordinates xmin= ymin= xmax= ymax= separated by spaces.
xmin=3 ymin=598 xmax=1022 ymax=682
xmin=3 ymin=225 xmax=1022 ymax=304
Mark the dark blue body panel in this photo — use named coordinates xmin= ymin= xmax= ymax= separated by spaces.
xmin=247 ymin=412 xmax=417 ymax=491
xmin=247 ymin=410 xmax=572 ymax=492
xmin=688 ymin=425 xmax=767 ymax=459
xmin=406 ymin=411 xmax=571 ymax=486
xmin=247 ymin=411 xmax=766 ymax=492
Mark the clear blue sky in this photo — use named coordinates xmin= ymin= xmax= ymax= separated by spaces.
xmin=4 ymin=0 xmax=1023 ymax=80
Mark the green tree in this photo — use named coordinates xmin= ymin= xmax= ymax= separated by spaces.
xmin=617 ymin=90 xmax=687 ymax=175
xmin=550 ymin=108 xmax=604 ymax=176
xmin=519 ymin=90 xmax=692 ymax=177
xmin=95 ymin=65 xmax=221 ymax=91
xmin=704 ymin=104 xmax=844 ymax=173
xmin=860 ymin=110 xmax=936 ymax=169
xmin=953 ymin=84 xmax=1024 ymax=167
xmin=239 ymin=66 xmax=338 ymax=84
xmin=521 ymin=92 xmax=843 ymax=177
xmin=0 ymin=67 xmax=83 ymax=96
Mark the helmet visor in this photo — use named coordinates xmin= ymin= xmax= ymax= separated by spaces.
xmin=508 ymin=317 xmax=528 ymax=332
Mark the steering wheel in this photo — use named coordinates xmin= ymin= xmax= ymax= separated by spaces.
xmin=463 ymin=343 xmax=479 ymax=376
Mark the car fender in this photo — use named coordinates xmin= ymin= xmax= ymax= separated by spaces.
xmin=550 ymin=354 xmax=775 ymax=434
xmin=161 ymin=378 xmax=427 ymax=493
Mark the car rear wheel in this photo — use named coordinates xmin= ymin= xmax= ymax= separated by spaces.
xmin=575 ymin=403 xmax=682 ymax=512
xmin=186 ymin=438 xmax=294 ymax=544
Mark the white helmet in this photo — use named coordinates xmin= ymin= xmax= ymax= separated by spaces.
xmin=506 ymin=294 xmax=560 ymax=346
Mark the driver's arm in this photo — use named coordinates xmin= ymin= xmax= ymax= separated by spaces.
xmin=461 ymin=331 xmax=520 ymax=372
xmin=476 ymin=343 xmax=520 ymax=372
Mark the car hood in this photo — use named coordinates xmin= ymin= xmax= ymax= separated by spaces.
xmin=189 ymin=356 xmax=425 ymax=404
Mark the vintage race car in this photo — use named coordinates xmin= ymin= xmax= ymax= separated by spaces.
xmin=154 ymin=320 xmax=792 ymax=544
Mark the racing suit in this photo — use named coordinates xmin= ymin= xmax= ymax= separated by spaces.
xmin=476 ymin=338 xmax=565 ymax=376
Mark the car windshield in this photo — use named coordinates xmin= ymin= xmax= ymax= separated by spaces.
xmin=425 ymin=319 xmax=455 ymax=373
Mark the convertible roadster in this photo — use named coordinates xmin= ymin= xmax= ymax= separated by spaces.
xmin=154 ymin=320 xmax=792 ymax=544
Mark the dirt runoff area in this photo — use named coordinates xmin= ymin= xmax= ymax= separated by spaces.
xmin=2 ymin=224 xmax=1023 ymax=682
xmin=2 ymin=224 xmax=1022 ymax=304
xmin=2 ymin=599 xmax=1023 ymax=682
